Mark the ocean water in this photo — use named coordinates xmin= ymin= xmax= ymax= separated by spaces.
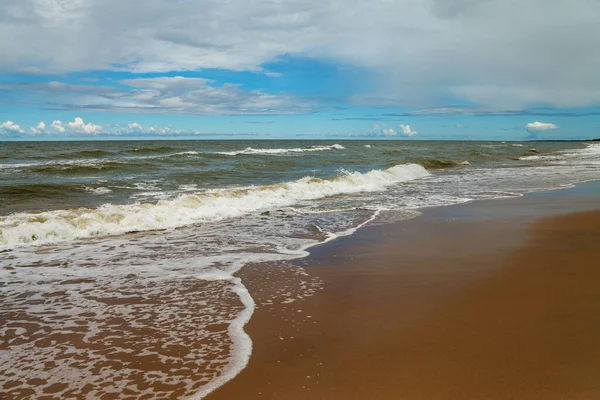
xmin=1 ymin=140 xmax=600 ymax=398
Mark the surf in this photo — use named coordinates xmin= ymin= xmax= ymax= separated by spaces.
xmin=0 ymin=163 xmax=429 ymax=251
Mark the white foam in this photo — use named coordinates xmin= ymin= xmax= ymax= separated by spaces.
xmin=0 ymin=151 xmax=202 ymax=171
xmin=215 ymin=144 xmax=345 ymax=156
xmin=169 ymin=151 xmax=201 ymax=157
xmin=519 ymin=155 xmax=540 ymax=160
xmin=0 ymin=163 xmax=429 ymax=251
xmin=564 ymin=143 xmax=600 ymax=158
xmin=188 ymin=275 xmax=254 ymax=400
xmin=178 ymin=184 xmax=200 ymax=192
xmin=0 ymin=158 xmax=121 ymax=170
xmin=520 ymin=144 xmax=600 ymax=162
xmin=84 ymin=186 xmax=112 ymax=195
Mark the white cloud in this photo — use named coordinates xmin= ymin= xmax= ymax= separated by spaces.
xmin=526 ymin=121 xmax=558 ymax=131
xmin=1 ymin=120 xmax=24 ymax=133
xmin=400 ymin=124 xmax=418 ymax=136
xmin=52 ymin=120 xmax=65 ymax=132
xmin=382 ymin=128 xmax=397 ymax=136
xmin=147 ymin=126 xmax=182 ymax=135
xmin=67 ymin=117 xmax=102 ymax=134
xmin=1 ymin=0 xmax=600 ymax=109
xmin=127 ymin=122 xmax=143 ymax=131
xmin=30 ymin=121 xmax=46 ymax=134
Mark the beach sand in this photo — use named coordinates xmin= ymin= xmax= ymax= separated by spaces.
xmin=208 ymin=182 xmax=600 ymax=400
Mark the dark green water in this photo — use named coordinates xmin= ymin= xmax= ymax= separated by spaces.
xmin=0 ymin=140 xmax=585 ymax=214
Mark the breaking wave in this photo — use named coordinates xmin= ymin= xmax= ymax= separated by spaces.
xmin=406 ymin=158 xmax=470 ymax=169
xmin=0 ymin=163 xmax=429 ymax=251
xmin=215 ymin=144 xmax=345 ymax=156
xmin=520 ymin=143 xmax=600 ymax=162
xmin=0 ymin=151 xmax=203 ymax=172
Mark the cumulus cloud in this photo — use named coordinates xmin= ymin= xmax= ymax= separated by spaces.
xmin=368 ymin=124 xmax=416 ymax=137
xmin=1 ymin=120 xmax=24 ymax=133
xmin=147 ymin=126 xmax=182 ymax=135
xmin=1 ymin=0 xmax=600 ymax=110
xmin=66 ymin=117 xmax=102 ymax=134
xmin=526 ymin=121 xmax=558 ymax=131
xmin=400 ymin=124 xmax=418 ymax=136
xmin=127 ymin=122 xmax=143 ymax=131
xmin=51 ymin=120 xmax=65 ymax=132
xmin=29 ymin=121 xmax=47 ymax=134
xmin=27 ymin=120 xmax=187 ymax=136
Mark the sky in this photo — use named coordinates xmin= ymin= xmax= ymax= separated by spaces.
xmin=1 ymin=0 xmax=600 ymax=140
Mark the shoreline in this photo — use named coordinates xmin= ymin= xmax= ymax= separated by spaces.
xmin=3 ymin=177 xmax=600 ymax=399
xmin=207 ymin=180 xmax=600 ymax=399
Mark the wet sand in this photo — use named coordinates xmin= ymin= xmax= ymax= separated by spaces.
xmin=209 ymin=182 xmax=600 ymax=399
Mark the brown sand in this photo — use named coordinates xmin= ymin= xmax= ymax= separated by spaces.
xmin=209 ymin=189 xmax=600 ymax=399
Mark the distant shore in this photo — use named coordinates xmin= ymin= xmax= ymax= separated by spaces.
xmin=208 ymin=181 xmax=600 ymax=399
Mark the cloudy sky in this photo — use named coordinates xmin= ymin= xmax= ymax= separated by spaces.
xmin=1 ymin=0 xmax=599 ymax=140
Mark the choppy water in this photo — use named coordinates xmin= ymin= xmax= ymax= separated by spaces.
xmin=1 ymin=139 xmax=599 ymax=399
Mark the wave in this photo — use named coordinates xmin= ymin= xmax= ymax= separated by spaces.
xmin=521 ymin=143 xmax=600 ymax=162
xmin=407 ymin=158 xmax=470 ymax=169
xmin=84 ymin=186 xmax=113 ymax=195
xmin=567 ymin=143 xmax=600 ymax=157
xmin=166 ymin=151 xmax=201 ymax=157
xmin=215 ymin=144 xmax=345 ymax=156
xmin=56 ymin=150 xmax=115 ymax=158
xmin=0 ymin=163 xmax=429 ymax=251
xmin=519 ymin=155 xmax=545 ymax=161
xmin=0 ymin=158 xmax=125 ymax=172
xmin=127 ymin=146 xmax=175 ymax=154
xmin=0 ymin=151 xmax=203 ymax=172
xmin=29 ymin=161 xmax=147 ymax=174
xmin=0 ymin=183 xmax=88 ymax=198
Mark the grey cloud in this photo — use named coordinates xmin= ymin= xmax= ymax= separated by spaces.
xmin=2 ymin=0 xmax=600 ymax=109
xmin=431 ymin=0 xmax=492 ymax=18
xmin=0 ymin=78 xmax=321 ymax=115
xmin=385 ymin=108 xmax=600 ymax=117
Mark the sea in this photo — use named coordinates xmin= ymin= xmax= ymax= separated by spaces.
xmin=1 ymin=140 xmax=600 ymax=399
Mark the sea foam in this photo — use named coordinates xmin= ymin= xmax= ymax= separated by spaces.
xmin=215 ymin=144 xmax=345 ymax=156
xmin=0 ymin=163 xmax=429 ymax=251
xmin=0 ymin=151 xmax=202 ymax=171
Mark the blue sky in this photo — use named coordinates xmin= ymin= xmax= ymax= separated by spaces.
xmin=1 ymin=0 xmax=600 ymax=140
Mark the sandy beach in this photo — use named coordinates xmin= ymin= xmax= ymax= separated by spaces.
xmin=208 ymin=181 xmax=600 ymax=399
